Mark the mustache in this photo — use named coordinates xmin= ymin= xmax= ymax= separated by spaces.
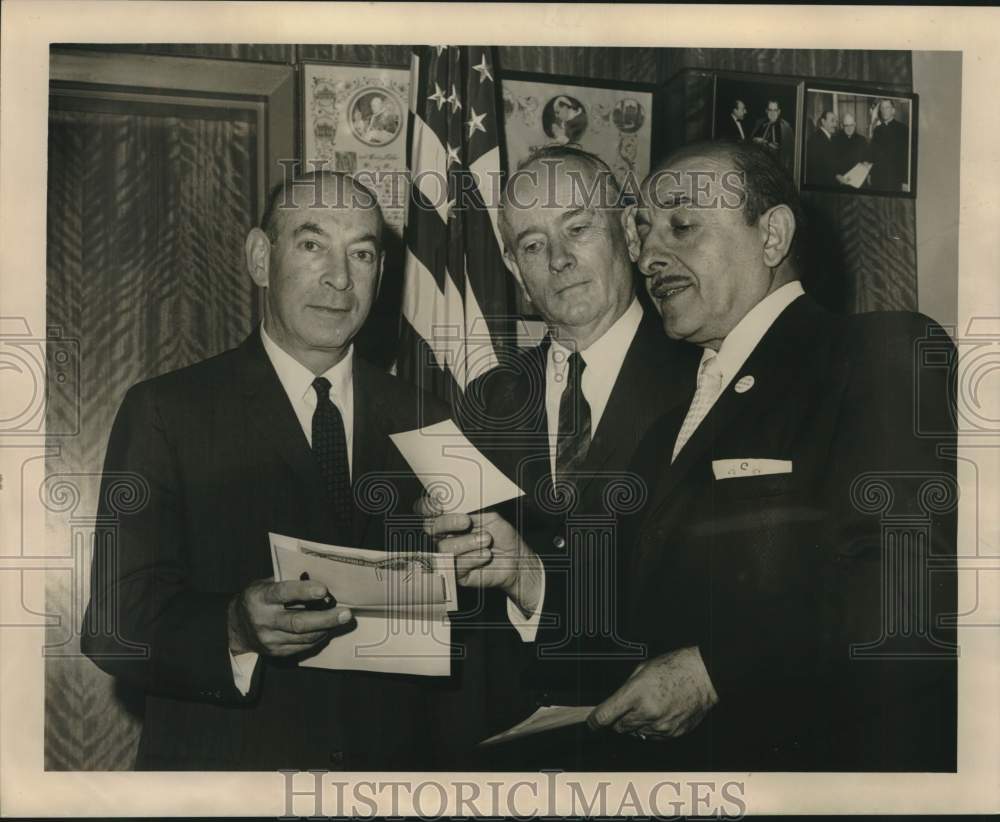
xmin=648 ymin=274 xmax=691 ymax=296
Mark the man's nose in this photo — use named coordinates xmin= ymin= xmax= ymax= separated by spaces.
xmin=638 ymin=243 xmax=671 ymax=278
xmin=548 ymin=239 xmax=575 ymax=274
xmin=320 ymin=258 xmax=352 ymax=291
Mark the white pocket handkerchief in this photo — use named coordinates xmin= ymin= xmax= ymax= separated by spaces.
xmin=712 ymin=458 xmax=793 ymax=480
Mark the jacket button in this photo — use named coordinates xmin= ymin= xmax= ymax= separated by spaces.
xmin=553 ymin=536 xmax=566 ymax=549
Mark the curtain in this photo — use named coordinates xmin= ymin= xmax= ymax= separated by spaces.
xmin=44 ymin=102 xmax=257 ymax=770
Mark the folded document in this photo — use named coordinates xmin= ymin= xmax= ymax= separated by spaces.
xmin=389 ymin=419 xmax=524 ymax=514
xmin=270 ymin=532 xmax=458 ymax=676
xmin=479 ymin=705 xmax=595 ymax=746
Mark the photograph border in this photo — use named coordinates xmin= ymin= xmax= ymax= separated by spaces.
xmin=800 ymin=80 xmax=919 ymax=198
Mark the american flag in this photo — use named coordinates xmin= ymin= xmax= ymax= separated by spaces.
xmin=398 ymin=46 xmax=514 ymax=405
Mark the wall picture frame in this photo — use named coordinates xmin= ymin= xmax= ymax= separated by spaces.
xmin=801 ymin=83 xmax=918 ymax=197
xmin=499 ymin=70 xmax=658 ymax=187
xmin=300 ymin=61 xmax=411 ymax=236
xmin=711 ymin=72 xmax=804 ymax=184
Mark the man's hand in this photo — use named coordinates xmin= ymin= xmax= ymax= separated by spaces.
xmin=588 ymin=646 xmax=718 ymax=740
xmin=415 ymin=496 xmax=543 ymax=616
xmin=228 ymin=578 xmax=354 ymax=657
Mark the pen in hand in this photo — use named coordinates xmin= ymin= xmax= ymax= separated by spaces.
xmin=297 ymin=571 xmax=337 ymax=611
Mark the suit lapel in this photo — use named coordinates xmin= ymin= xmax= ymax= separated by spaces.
xmin=644 ymin=295 xmax=829 ymax=519
xmin=576 ymin=312 xmax=700 ymax=496
xmin=236 ymin=331 xmax=330 ymax=535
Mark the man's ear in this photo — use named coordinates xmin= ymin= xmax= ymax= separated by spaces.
xmin=758 ymin=204 xmax=796 ymax=268
xmin=245 ymin=228 xmax=271 ymax=288
xmin=622 ymin=204 xmax=641 ymax=263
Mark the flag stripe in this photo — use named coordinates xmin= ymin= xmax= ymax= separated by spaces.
xmin=398 ymin=46 xmax=514 ymax=400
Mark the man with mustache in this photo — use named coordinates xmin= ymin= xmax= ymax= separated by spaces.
xmin=83 ymin=171 xmax=450 ymax=770
xmin=421 ymin=145 xmax=700 ymax=768
xmin=586 ymin=141 xmax=957 ymax=770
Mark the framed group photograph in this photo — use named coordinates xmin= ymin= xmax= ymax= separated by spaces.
xmin=300 ymin=61 xmax=411 ymax=235
xmin=800 ymin=84 xmax=918 ymax=196
xmin=500 ymin=71 xmax=657 ymax=186
xmin=711 ymin=72 xmax=804 ymax=183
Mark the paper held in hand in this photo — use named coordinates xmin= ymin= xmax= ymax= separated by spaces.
xmin=479 ymin=705 xmax=595 ymax=746
xmin=841 ymin=161 xmax=873 ymax=188
xmin=389 ymin=419 xmax=524 ymax=513
xmin=269 ymin=532 xmax=458 ymax=676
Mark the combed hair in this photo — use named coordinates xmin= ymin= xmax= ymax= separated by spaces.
xmin=660 ymin=140 xmax=807 ymax=265
xmin=509 ymin=143 xmax=624 ymax=206
xmin=259 ymin=169 xmax=384 ymax=244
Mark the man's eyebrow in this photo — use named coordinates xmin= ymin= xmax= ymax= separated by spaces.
xmin=559 ymin=207 xmax=593 ymax=222
xmin=290 ymin=221 xmax=329 ymax=238
xmin=349 ymin=232 xmax=379 ymax=246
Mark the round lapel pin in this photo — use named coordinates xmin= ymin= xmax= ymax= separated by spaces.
xmin=734 ymin=375 xmax=755 ymax=394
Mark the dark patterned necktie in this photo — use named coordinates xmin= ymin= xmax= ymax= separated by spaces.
xmin=311 ymin=376 xmax=352 ymax=534
xmin=555 ymin=351 xmax=592 ymax=480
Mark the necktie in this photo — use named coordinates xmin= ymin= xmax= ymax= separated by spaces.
xmin=311 ymin=376 xmax=352 ymax=533
xmin=672 ymin=352 xmax=724 ymax=462
xmin=555 ymin=351 xmax=592 ymax=480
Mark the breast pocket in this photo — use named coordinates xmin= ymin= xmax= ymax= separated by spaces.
xmin=710 ymin=471 xmax=798 ymax=502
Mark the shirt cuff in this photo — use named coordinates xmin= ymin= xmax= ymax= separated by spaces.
xmin=230 ymin=650 xmax=260 ymax=696
xmin=506 ymin=565 xmax=545 ymax=643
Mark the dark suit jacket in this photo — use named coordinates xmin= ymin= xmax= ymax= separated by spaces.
xmin=82 ymin=331 xmax=451 ymax=770
xmin=621 ymin=294 xmax=957 ymax=771
xmin=453 ymin=307 xmax=701 ymax=767
xmin=870 ymin=118 xmax=910 ymax=191
xmin=806 ymin=128 xmax=839 ymax=186
xmin=834 ymin=131 xmax=870 ymax=177
xmin=719 ymin=114 xmax=747 ymax=141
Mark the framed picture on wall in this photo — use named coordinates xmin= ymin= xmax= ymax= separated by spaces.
xmin=300 ymin=62 xmax=410 ymax=238
xmin=711 ymin=72 xmax=804 ymax=184
xmin=500 ymin=71 xmax=658 ymax=187
xmin=800 ymin=84 xmax=917 ymax=197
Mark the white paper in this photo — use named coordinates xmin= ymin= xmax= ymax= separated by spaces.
xmin=389 ymin=418 xmax=524 ymax=513
xmin=479 ymin=705 xmax=595 ymax=746
xmin=269 ymin=533 xmax=457 ymax=676
xmin=841 ymin=161 xmax=873 ymax=188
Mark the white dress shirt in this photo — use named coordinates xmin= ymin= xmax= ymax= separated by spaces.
xmin=545 ymin=297 xmax=644 ymax=477
xmin=508 ymin=298 xmax=644 ymax=643
xmin=689 ymin=280 xmax=805 ymax=424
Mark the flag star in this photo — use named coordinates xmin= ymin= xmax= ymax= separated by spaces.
xmin=444 ymin=198 xmax=456 ymax=220
xmin=466 ymin=107 xmax=487 ymax=138
xmin=428 ymin=82 xmax=447 ymax=111
xmin=472 ymin=54 xmax=493 ymax=84
xmin=447 ymin=85 xmax=462 ymax=113
xmin=435 ymin=46 xmax=447 ymax=56
xmin=445 ymin=142 xmax=461 ymax=168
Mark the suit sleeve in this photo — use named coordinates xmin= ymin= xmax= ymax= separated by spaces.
xmin=81 ymin=383 xmax=252 ymax=705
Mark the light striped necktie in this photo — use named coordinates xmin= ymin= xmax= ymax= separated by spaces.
xmin=672 ymin=351 xmax=724 ymax=463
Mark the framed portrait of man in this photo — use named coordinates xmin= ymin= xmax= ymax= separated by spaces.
xmin=300 ymin=61 xmax=411 ymax=236
xmin=500 ymin=71 xmax=658 ymax=188
xmin=711 ymin=72 xmax=804 ymax=183
xmin=801 ymin=84 xmax=918 ymax=197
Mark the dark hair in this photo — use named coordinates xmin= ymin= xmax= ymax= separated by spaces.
xmin=658 ymin=140 xmax=806 ymax=266
xmin=259 ymin=169 xmax=384 ymax=244
xmin=732 ymin=98 xmax=746 ymax=112
xmin=820 ymin=110 xmax=835 ymax=125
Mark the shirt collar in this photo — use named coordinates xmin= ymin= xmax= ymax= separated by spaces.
xmin=711 ymin=281 xmax=805 ymax=387
xmin=260 ymin=323 xmax=353 ymax=404
xmin=549 ymin=297 xmax=643 ymax=372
